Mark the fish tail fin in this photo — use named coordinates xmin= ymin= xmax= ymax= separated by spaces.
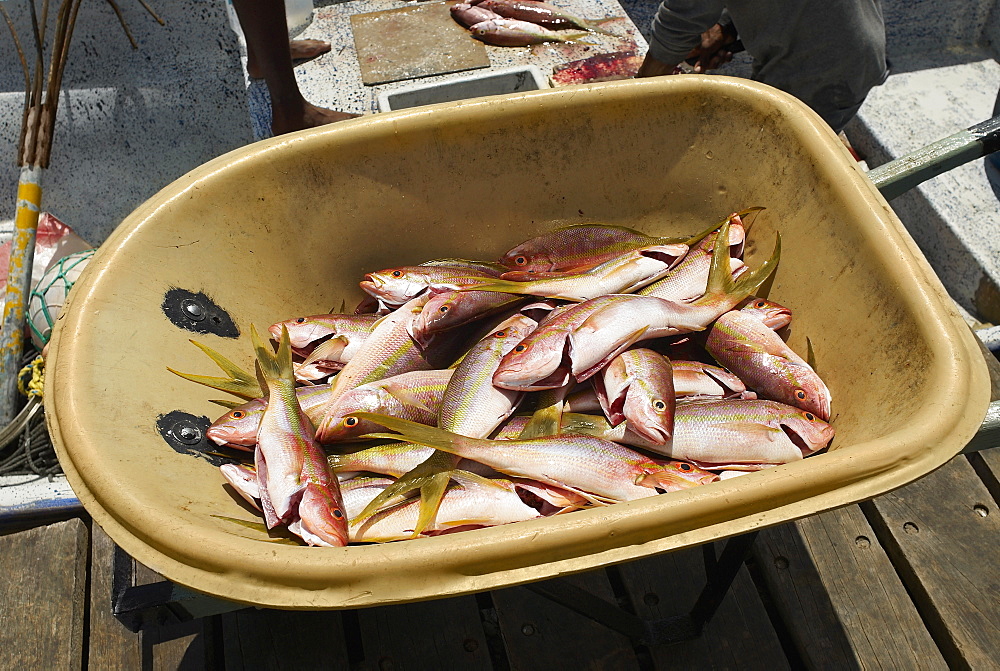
xmin=582 ymin=18 xmax=620 ymax=36
xmin=463 ymin=278 xmax=540 ymax=297
xmin=683 ymin=206 xmax=765 ymax=247
xmin=355 ymin=412 xmax=472 ymax=456
xmin=559 ymin=30 xmax=595 ymax=43
xmin=412 ymin=472 xmax=451 ymax=536
xmin=383 ymin=386 xmax=433 ymax=413
xmin=350 ymin=451 xmax=462 ymax=533
xmin=806 ymin=336 xmax=818 ymax=370
xmin=167 ymin=339 xmax=263 ymax=399
xmin=702 ymin=218 xmax=781 ymax=303
xmin=517 ymin=386 xmax=568 ymax=439
xmin=251 ymin=324 xmax=294 ymax=388
xmin=210 ymin=398 xmax=245 ymax=409
xmin=729 ymin=231 xmax=781 ymax=298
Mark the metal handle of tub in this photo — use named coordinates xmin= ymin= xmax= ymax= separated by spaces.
xmin=867 ymin=115 xmax=1000 ymax=201
xmin=962 ymin=401 xmax=1000 ymax=454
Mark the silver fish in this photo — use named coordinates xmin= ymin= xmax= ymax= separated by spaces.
xmin=469 ymin=18 xmax=589 ymax=46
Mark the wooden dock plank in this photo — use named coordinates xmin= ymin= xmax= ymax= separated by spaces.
xmin=88 ymin=523 xmax=144 ymax=669
xmin=971 ymin=446 xmax=1000 ymax=501
xmin=0 ymin=517 xmax=88 ymax=669
xmin=862 ymin=456 xmax=1000 ymax=669
xmin=132 ymin=561 xmax=220 ymax=670
xmin=354 ymin=595 xmax=494 ymax=670
xmin=754 ymin=505 xmax=946 ymax=670
xmin=490 ymin=570 xmax=640 ymax=671
xmin=221 ymin=608 xmax=350 ymax=670
xmin=88 ymin=522 xmax=220 ymax=669
xmin=618 ymin=542 xmax=789 ymax=670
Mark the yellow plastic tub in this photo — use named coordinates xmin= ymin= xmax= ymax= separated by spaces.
xmin=45 ymin=76 xmax=990 ymax=609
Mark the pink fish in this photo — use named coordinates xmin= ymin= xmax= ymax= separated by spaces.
xmin=594 ymin=348 xmax=675 ymax=444
xmin=451 ymin=1 xmax=502 ymax=28
xmin=705 ymin=310 xmax=831 ymax=420
xmin=250 ymin=325 xmax=348 ymax=547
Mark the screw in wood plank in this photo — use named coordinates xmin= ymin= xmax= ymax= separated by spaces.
xmin=643 ymin=592 xmax=659 ymax=607
xmin=521 ymin=623 xmax=535 ymax=636
xmin=903 ymin=522 xmax=919 ymax=534
xmin=378 ymin=657 xmax=395 ymax=670
xmin=773 ymin=556 xmax=789 ymax=570
xmin=855 ymin=536 xmax=870 ymax=548
xmin=463 ymin=638 xmax=479 ymax=652
xmin=973 ymin=504 xmax=990 ymax=517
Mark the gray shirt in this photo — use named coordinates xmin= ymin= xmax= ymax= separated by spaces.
xmin=648 ymin=0 xmax=888 ymax=131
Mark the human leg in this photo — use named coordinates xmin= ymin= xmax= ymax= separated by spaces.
xmin=230 ymin=0 xmax=357 ymax=135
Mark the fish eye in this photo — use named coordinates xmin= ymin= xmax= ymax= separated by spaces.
xmin=333 ymin=509 xmax=344 ymax=519
xmin=494 ymin=330 xmax=507 ymax=338
xmin=679 ymin=463 xmax=692 ymax=471
xmin=805 ymin=412 xmax=816 ymax=421
xmin=439 ymin=306 xmax=449 ymax=313
xmin=514 ymin=344 xmax=527 ymax=352
xmin=231 ymin=411 xmax=245 ymax=419
xmin=653 ymin=400 xmax=667 ymax=411
xmin=295 ymin=317 xmax=306 ymax=323
xmin=515 ymin=256 xmax=527 ymax=265
xmin=391 ymin=270 xmax=403 ymax=278
xmin=795 ymin=390 xmax=807 ymax=400
xmin=754 ymin=300 xmax=766 ymax=308
xmin=345 ymin=417 xmax=359 ymax=427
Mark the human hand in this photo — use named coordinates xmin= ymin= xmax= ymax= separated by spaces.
xmin=686 ymin=22 xmax=738 ymax=73
xmin=636 ymin=54 xmax=683 ymax=78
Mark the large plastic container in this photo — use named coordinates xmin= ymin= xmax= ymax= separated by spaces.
xmin=45 ymin=76 xmax=990 ymax=609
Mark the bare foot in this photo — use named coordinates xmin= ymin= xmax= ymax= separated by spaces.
xmin=290 ymin=39 xmax=331 ymax=63
xmin=271 ymin=101 xmax=359 ymax=135
xmin=246 ymin=39 xmax=332 ymax=79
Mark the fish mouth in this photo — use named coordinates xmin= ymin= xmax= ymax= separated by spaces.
xmin=779 ymin=422 xmax=821 ymax=456
xmin=762 ymin=308 xmax=793 ymax=329
xmin=631 ymin=421 xmax=671 ymax=446
xmin=206 ymin=427 xmax=254 ymax=449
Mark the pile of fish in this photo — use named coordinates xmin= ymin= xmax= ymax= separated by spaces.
xmin=172 ymin=209 xmax=834 ymax=547
xmin=450 ymin=0 xmax=616 ymax=47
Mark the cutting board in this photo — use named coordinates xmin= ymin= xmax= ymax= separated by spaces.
xmin=351 ymin=2 xmax=490 ymax=86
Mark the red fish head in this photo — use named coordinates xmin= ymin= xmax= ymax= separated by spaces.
xmin=296 ymin=483 xmax=350 ymax=547
xmin=739 ymin=297 xmax=793 ymax=329
xmin=492 ymin=336 xmax=569 ymax=391
xmin=271 ymin=315 xmax=335 ymax=349
xmin=206 ymin=401 xmax=264 ymax=448
xmin=777 ymin=410 xmax=835 ymax=456
xmin=499 ymin=247 xmax=558 ymax=273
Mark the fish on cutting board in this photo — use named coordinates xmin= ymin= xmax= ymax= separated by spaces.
xmin=469 ymin=18 xmax=591 ymax=46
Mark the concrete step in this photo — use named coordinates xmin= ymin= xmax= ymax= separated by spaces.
xmin=847 ymin=53 xmax=1000 ymax=325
